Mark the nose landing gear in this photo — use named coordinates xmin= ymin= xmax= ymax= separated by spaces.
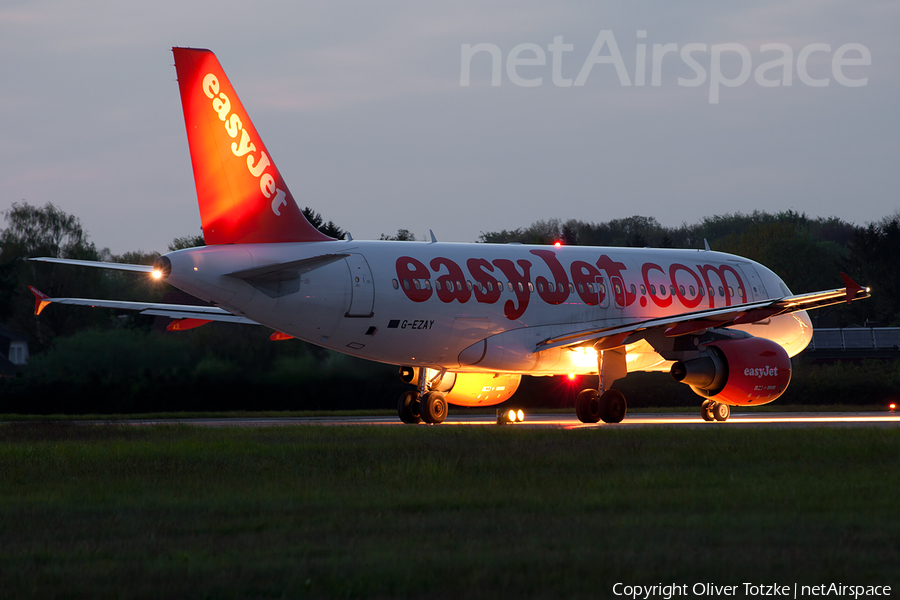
xmin=396 ymin=367 xmax=449 ymax=425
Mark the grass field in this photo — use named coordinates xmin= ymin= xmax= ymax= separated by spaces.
xmin=1 ymin=423 xmax=897 ymax=599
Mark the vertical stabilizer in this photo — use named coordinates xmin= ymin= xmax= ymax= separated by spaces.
xmin=172 ymin=47 xmax=332 ymax=245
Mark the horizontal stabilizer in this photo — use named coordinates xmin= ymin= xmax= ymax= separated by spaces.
xmin=26 ymin=288 xmax=257 ymax=325
xmin=226 ymin=254 xmax=349 ymax=281
xmin=27 ymin=257 xmax=154 ymax=273
xmin=226 ymin=253 xmax=350 ymax=299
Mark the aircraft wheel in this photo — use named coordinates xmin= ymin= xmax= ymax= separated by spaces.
xmin=398 ymin=391 xmax=422 ymax=424
xmin=599 ymin=389 xmax=627 ymax=424
xmin=420 ymin=391 xmax=448 ymax=424
xmin=700 ymin=399 xmax=715 ymax=422
xmin=575 ymin=389 xmax=601 ymax=423
xmin=713 ymin=402 xmax=731 ymax=422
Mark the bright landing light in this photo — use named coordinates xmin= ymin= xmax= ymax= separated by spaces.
xmin=569 ymin=346 xmax=598 ymax=370
xmin=151 ymin=270 xmax=163 ymax=280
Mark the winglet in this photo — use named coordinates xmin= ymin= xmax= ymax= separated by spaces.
xmin=840 ymin=272 xmax=864 ymax=304
xmin=28 ymin=286 xmax=52 ymax=316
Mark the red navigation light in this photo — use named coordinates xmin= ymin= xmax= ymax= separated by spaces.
xmin=554 ymin=241 xmax=562 ymax=248
xmin=890 ymin=403 xmax=897 ymax=412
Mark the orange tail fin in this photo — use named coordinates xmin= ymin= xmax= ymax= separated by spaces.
xmin=172 ymin=47 xmax=332 ymax=245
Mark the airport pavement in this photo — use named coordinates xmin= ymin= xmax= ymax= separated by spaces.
xmin=105 ymin=411 xmax=900 ymax=428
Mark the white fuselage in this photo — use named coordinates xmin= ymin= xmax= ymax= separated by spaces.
xmin=162 ymin=240 xmax=813 ymax=376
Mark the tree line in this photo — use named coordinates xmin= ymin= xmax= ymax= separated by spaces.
xmin=479 ymin=210 xmax=900 ymax=328
xmin=0 ymin=202 xmax=897 ymax=413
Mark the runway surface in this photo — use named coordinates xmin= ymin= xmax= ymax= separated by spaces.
xmin=114 ymin=411 xmax=900 ymax=428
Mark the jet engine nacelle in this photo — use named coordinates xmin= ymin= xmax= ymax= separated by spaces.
xmin=670 ymin=337 xmax=791 ymax=406
xmin=399 ymin=367 xmax=521 ymax=407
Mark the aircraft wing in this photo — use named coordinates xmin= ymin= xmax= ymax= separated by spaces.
xmin=28 ymin=286 xmax=257 ymax=325
xmin=536 ymin=273 xmax=870 ymax=351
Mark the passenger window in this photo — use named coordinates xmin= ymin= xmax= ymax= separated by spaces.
xmin=392 ymin=279 xmax=399 ymax=290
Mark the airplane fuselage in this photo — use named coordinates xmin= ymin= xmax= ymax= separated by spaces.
xmin=162 ymin=240 xmax=813 ymax=378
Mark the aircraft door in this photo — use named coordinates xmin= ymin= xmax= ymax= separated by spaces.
xmin=345 ymin=254 xmax=375 ymax=318
xmin=735 ymin=263 xmax=768 ymax=302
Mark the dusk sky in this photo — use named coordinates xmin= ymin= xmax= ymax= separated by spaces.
xmin=2 ymin=1 xmax=898 ymax=255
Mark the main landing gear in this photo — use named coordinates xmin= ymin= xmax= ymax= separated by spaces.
xmin=397 ymin=368 xmax=448 ymax=425
xmin=575 ymin=389 xmax=627 ymax=424
xmin=398 ymin=390 xmax=448 ymax=424
xmin=575 ymin=345 xmax=629 ymax=424
xmin=700 ymin=399 xmax=730 ymax=422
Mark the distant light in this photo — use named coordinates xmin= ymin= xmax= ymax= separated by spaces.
xmin=516 ymin=409 xmax=524 ymax=422
xmin=554 ymin=241 xmax=562 ymax=248
xmin=890 ymin=403 xmax=897 ymax=412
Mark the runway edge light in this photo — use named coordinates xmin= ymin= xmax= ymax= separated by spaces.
xmin=496 ymin=409 xmax=525 ymax=425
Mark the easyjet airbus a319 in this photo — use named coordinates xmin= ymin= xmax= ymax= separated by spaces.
xmin=31 ymin=48 xmax=870 ymax=424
